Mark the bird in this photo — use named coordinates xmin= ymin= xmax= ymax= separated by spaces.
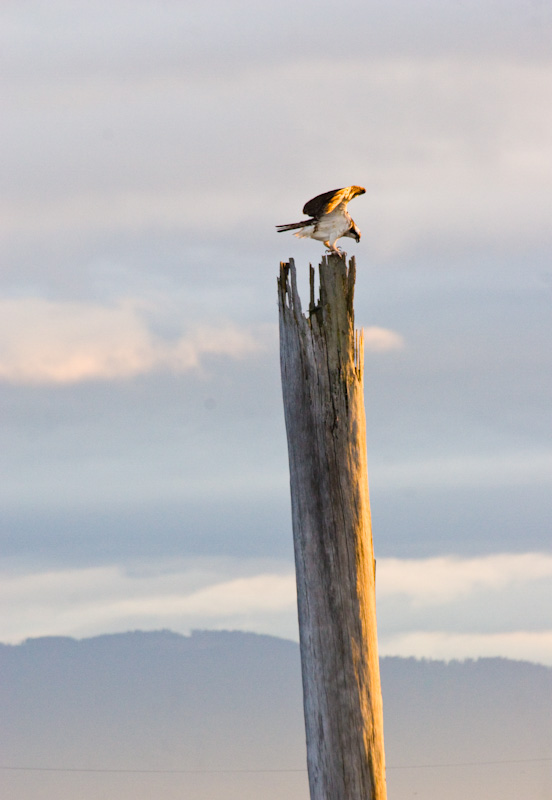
xmin=276 ymin=186 xmax=365 ymax=253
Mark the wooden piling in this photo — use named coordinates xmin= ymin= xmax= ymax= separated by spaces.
xmin=278 ymin=253 xmax=387 ymax=800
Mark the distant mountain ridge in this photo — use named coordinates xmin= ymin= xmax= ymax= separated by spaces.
xmin=1 ymin=630 xmax=551 ymax=800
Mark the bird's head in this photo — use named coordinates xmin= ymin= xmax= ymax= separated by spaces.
xmin=345 ymin=222 xmax=361 ymax=242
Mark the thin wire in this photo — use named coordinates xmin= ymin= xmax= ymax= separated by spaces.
xmin=388 ymin=756 xmax=552 ymax=771
xmin=0 ymin=766 xmax=304 ymax=774
xmin=1 ymin=756 xmax=551 ymax=775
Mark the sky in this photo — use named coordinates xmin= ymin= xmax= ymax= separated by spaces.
xmin=1 ymin=0 xmax=551 ymax=664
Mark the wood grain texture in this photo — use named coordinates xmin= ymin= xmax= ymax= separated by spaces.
xmin=278 ymin=253 xmax=387 ymax=800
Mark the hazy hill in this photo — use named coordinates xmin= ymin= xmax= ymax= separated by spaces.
xmin=1 ymin=630 xmax=550 ymax=800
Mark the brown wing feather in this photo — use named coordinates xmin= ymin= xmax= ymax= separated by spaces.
xmin=303 ymin=188 xmax=342 ymax=218
xmin=302 ymin=185 xmax=365 ymax=218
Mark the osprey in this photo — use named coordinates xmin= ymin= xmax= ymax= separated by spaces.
xmin=276 ymin=185 xmax=365 ymax=253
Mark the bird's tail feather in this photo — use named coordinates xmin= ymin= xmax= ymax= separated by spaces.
xmin=293 ymin=226 xmax=315 ymax=239
xmin=276 ymin=220 xmax=313 ymax=232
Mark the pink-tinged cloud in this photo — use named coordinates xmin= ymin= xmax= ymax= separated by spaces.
xmin=0 ymin=298 xmax=269 ymax=385
xmin=362 ymin=326 xmax=405 ymax=352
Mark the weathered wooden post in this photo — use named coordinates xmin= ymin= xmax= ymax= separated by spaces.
xmin=278 ymin=253 xmax=387 ymax=800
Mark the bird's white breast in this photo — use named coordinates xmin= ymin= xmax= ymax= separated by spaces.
xmin=315 ymin=209 xmax=351 ymax=238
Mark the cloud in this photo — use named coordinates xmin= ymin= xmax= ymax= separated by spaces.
xmin=3 ymin=53 xmax=552 ymax=266
xmin=379 ymin=630 xmax=552 ymax=666
xmin=0 ymin=189 xmax=254 ymax=239
xmin=0 ymin=560 xmax=298 ymax=644
xmin=159 ymin=574 xmax=296 ymax=616
xmin=377 ymin=553 xmax=552 ymax=606
xmin=3 ymin=0 xmax=551 ymax=85
xmin=2 ymin=553 xmax=551 ymax=664
xmin=363 ymin=326 xmax=405 ymax=352
xmin=0 ymin=297 xmax=269 ymax=384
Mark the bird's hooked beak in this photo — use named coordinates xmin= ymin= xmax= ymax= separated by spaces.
xmin=350 ymin=224 xmax=361 ymax=242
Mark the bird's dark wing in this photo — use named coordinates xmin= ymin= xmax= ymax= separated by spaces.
xmin=303 ymin=188 xmax=343 ymax=218
xmin=302 ymin=186 xmax=365 ymax=218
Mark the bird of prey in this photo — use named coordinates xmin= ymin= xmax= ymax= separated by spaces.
xmin=276 ymin=186 xmax=365 ymax=253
